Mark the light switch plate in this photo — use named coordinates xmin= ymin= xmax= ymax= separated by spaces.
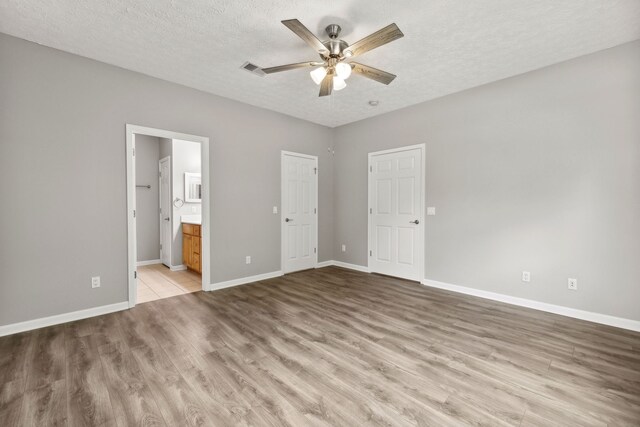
xmin=427 ymin=207 xmax=436 ymax=216
xmin=273 ymin=206 xmax=278 ymax=214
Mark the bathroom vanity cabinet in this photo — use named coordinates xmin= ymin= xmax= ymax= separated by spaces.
xmin=182 ymin=223 xmax=201 ymax=274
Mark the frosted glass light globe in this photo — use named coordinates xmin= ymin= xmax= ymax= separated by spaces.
xmin=335 ymin=62 xmax=352 ymax=80
xmin=333 ymin=76 xmax=347 ymax=91
xmin=310 ymin=67 xmax=327 ymax=85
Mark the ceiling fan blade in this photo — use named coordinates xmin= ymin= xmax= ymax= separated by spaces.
xmin=262 ymin=61 xmax=321 ymax=74
xmin=319 ymin=71 xmax=333 ymax=97
xmin=282 ymin=19 xmax=329 ymax=55
xmin=344 ymin=23 xmax=404 ymax=58
xmin=351 ymin=62 xmax=396 ymax=85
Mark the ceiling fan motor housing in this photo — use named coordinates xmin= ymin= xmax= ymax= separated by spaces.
xmin=321 ymin=24 xmax=349 ymax=58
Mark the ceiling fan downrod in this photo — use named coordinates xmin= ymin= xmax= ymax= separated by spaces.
xmin=325 ymin=24 xmax=341 ymax=39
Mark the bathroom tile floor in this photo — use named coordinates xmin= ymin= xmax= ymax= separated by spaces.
xmin=136 ymin=263 xmax=201 ymax=303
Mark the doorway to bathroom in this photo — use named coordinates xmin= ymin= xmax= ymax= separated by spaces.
xmin=125 ymin=125 xmax=211 ymax=307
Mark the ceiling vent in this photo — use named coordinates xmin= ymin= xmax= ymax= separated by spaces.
xmin=241 ymin=62 xmax=266 ymax=77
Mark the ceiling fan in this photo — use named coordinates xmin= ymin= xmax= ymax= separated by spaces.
xmin=261 ymin=19 xmax=404 ymax=97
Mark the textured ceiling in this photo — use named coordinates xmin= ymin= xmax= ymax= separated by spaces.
xmin=1 ymin=1 xmax=639 ymax=127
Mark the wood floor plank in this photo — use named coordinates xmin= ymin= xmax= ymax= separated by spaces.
xmin=0 ymin=331 xmax=32 ymax=386
xmin=0 ymin=380 xmax=25 ymax=426
xmin=25 ymin=326 xmax=66 ymax=391
xmin=98 ymin=341 xmax=166 ymax=426
xmin=153 ymin=294 xmax=226 ymax=355
xmin=129 ymin=341 xmax=218 ymax=426
xmin=20 ymin=379 xmax=67 ymax=426
xmin=90 ymin=312 xmax=126 ymax=351
xmin=159 ymin=343 xmax=246 ymax=425
xmin=65 ymin=335 xmax=116 ymax=427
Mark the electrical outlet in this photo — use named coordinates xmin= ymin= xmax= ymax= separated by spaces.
xmin=522 ymin=271 xmax=531 ymax=282
xmin=568 ymin=278 xmax=578 ymax=290
xmin=273 ymin=206 xmax=278 ymax=214
xmin=341 ymin=244 xmax=346 ymax=252
xmin=91 ymin=276 xmax=101 ymax=288
xmin=245 ymin=256 xmax=251 ymax=265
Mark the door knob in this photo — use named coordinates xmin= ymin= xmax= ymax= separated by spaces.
xmin=410 ymin=219 xmax=419 ymax=224
xmin=285 ymin=218 xmax=293 ymax=222
xmin=164 ymin=217 xmax=170 ymax=221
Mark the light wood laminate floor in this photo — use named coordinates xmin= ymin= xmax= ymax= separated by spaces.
xmin=137 ymin=263 xmax=201 ymax=303
xmin=1 ymin=266 xmax=639 ymax=426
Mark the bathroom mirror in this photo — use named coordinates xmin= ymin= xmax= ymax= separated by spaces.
xmin=184 ymin=172 xmax=202 ymax=203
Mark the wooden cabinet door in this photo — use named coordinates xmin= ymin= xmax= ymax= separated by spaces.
xmin=183 ymin=234 xmax=192 ymax=268
xmin=193 ymin=236 xmax=201 ymax=255
xmin=192 ymin=251 xmax=201 ymax=273
xmin=182 ymin=223 xmax=194 ymax=236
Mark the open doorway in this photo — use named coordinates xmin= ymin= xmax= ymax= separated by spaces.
xmin=126 ymin=125 xmax=211 ymax=307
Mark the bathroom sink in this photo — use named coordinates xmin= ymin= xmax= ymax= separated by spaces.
xmin=181 ymin=215 xmax=201 ymax=225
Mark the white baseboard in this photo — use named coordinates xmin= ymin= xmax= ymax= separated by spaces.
xmin=137 ymin=259 xmax=161 ymax=266
xmin=333 ymin=261 xmax=371 ymax=273
xmin=316 ymin=260 xmax=371 ymax=273
xmin=209 ymin=270 xmax=283 ymax=291
xmin=170 ymin=264 xmax=187 ymax=272
xmin=316 ymin=260 xmax=334 ymax=268
xmin=0 ymin=301 xmax=129 ymax=337
xmin=423 ymin=279 xmax=640 ymax=332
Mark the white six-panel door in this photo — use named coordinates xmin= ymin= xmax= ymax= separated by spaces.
xmin=281 ymin=152 xmax=318 ymax=273
xmin=369 ymin=145 xmax=424 ymax=281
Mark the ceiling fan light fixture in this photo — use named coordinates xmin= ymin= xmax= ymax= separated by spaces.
xmin=310 ymin=66 xmax=327 ymax=85
xmin=264 ymin=19 xmax=404 ymax=97
xmin=333 ymin=76 xmax=347 ymax=91
xmin=335 ymin=62 xmax=352 ymax=80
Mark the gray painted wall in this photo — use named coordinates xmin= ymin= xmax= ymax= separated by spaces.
xmin=333 ymin=41 xmax=640 ymax=321
xmin=0 ymin=33 xmax=334 ymax=326
xmin=134 ymin=135 xmax=161 ymax=262
xmin=171 ymin=139 xmax=202 ymax=267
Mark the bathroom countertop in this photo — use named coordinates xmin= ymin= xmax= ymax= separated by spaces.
xmin=181 ymin=215 xmax=201 ymax=225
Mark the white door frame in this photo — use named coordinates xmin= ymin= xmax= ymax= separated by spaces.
xmin=367 ymin=143 xmax=426 ymax=281
xmin=159 ymin=156 xmax=171 ymax=267
xmin=126 ymin=124 xmax=211 ymax=308
xmin=280 ymin=151 xmax=319 ymax=273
